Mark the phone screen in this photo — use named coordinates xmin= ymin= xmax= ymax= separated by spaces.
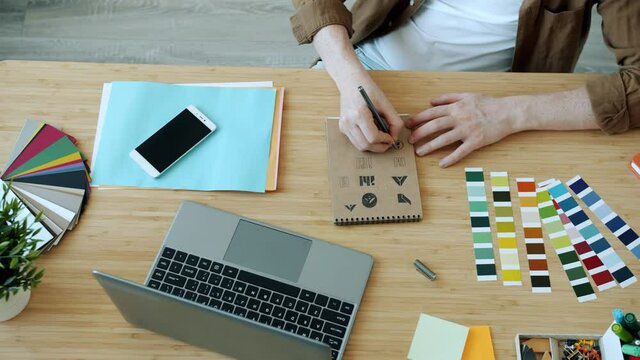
xmin=135 ymin=109 xmax=213 ymax=173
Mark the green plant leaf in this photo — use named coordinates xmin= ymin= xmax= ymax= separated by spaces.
xmin=9 ymin=257 xmax=19 ymax=269
xmin=3 ymin=275 xmax=16 ymax=286
xmin=0 ymin=184 xmax=45 ymax=295
xmin=9 ymin=242 xmax=25 ymax=256
xmin=34 ymin=269 xmax=45 ymax=281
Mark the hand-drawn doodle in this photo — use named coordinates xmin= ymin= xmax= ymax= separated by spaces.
xmin=356 ymin=157 xmax=373 ymax=169
xmin=345 ymin=204 xmax=356 ymax=212
xmin=397 ymin=194 xmax=412 ymax=205
xmin=359 ymin=175 xmax=375 ymax=186
xmin=362 ymin=193 xmax=378 ymax=208
xmin=392 ymin=176 xmax=407 ymax=186
xmin=339 ymin=176 xmax=350 ymax=188
xmin=393 ymin=157 xmax=406 ymax=168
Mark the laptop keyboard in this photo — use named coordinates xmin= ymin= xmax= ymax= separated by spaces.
xmin=147 ymin=246 xmax=354 ymax=360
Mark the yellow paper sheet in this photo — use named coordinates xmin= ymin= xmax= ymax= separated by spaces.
xmin=461 ymin=326 xmax=495 ymax=360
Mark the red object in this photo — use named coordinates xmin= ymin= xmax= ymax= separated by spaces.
xmin=628 ymin=356 xmax=640 ymax=360
xmin=632 ymin=153 xmax=640 ymax=179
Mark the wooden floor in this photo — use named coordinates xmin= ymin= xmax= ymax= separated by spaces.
xmin=0 ymin=0 xmax=619 ymax=71
xmin=0 ymin=0 xmax=317 ymax=67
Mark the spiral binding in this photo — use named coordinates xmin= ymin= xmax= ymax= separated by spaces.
xmin=334 ymin=214 xmax=422 ymax=225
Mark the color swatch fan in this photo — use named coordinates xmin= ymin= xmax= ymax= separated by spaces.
xmin=1 ymin=120 xmax=91 ymax=251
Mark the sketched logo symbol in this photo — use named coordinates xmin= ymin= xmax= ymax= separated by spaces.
xmin=345 ymin=204 xmax=356 ymax=212
xmin=397 ymin=194 xmax=412 ymax=205
xmin=359 ymin=175 xmax=375 ymax=186
xmin=362 ymin=193 xmax=377 ymax=208
xmin=392 ymin=176 xmax=407 ymax=186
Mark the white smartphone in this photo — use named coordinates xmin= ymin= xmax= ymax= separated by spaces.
xmin=129 ymin=105 xmax=216 ymax=177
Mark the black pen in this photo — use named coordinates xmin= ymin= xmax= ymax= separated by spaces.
xmin=357 ymin=86 xmax=400 ymax=149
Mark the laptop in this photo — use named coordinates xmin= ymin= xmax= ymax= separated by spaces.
xmin=94 ymin=201 xmax=373 ymax=360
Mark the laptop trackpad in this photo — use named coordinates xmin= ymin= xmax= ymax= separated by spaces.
xmin=223 ymin=220 xmax=311 ymax=283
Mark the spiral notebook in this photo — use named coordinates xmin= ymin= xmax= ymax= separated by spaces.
xmin=326 ymin=118 xmax=423 ymax=225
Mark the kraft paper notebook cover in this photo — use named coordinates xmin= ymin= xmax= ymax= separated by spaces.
xmin=326 ymin=118 xmax=423 ymax=225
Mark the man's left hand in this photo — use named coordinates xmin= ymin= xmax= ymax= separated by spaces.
xmin=406 ymin=93 xmax=518 ymax=167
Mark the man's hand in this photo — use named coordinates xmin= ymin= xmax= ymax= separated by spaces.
xmin=312 ymin=25 xmax=403 ymax=153
xmin=338 ymin=77 xmax=404 ymax=152
xmin=407 ymin=93 xmax=516 ymax=167
xmin=406 ymin=88 xmax=598 ymax=168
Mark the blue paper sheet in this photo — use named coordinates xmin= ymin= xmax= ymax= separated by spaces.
xmin=91 ymin=82 xmax=276 ymax=192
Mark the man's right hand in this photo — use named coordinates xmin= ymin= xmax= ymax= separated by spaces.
xmin=338 ymin=77 xmax=403 ymax=152
xmin=312 ymin=25 xmax=404 ymax=153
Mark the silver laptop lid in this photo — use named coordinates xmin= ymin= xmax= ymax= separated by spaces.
xmin=93 ymin=271 xmax=331 ymax=360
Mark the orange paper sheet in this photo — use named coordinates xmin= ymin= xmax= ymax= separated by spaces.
xmin=462 ymin=326 xmax=495 ymax=360
xmin=266 ymin=87 xmax=284 ymax=191
xmin=632 ymin=153 xmax=640 ymax=180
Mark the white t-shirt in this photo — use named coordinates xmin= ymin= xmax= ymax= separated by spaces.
xmin=357 ymin=0 xmax=523 ymax=71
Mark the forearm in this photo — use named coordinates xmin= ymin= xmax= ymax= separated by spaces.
xmin=509 ymin=86 xmax=599 ymax=132
xmin=312 ymin=25 xmax=368 ymax=92
xmin=407 ymin=87 xmax=600 ymax=167
xmin=312 ymin=25 xmax=404 ymax=150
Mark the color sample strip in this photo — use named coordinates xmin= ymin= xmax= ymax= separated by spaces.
xmin=1 ymin=124 xmax=64 ymax=177
xmin=537 ymin=188 xmax=596 ymax=302
xmin=465 ymin=168 xmax=497 ymax=281
xmin=490 ymin=172 xmax=522 ymax=286
xmin=552 ymin=198 xmax=617 ymax=292
xmin=546 ymin=179 xmax=636 ymax=288
xmin=567 ymin=175 xmax=640 ymax=260
xmin=516 ymin=178 xmax=551 ymax=293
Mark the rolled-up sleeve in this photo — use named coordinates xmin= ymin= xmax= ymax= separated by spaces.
xmin=290 ymin=0 xmax=354 ymax=44
xmin=585 ymin=0 xmax=640 ymax=134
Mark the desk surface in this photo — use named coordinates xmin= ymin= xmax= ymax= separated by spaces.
xmin=0 ymin=60 xmax=638 ymax=359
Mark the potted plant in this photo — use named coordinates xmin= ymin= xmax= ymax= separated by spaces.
xmin=0 ymin=184 xmax=45 ymax=321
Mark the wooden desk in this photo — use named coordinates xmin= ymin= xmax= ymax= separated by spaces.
xmin=0 ymin=60 xmax=638 ymax=359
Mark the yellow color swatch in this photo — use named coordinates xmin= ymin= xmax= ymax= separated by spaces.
xmin=551 ymin=235 xmax=573 ymax=249
xmin=496 ymin=222 xmax=515 ymax=233
xmin=490 ymin=176 xmax=509 ymax=187
xmin=498 ymin=237 xmax=518 ymax=248
xmin=503 ymin=270 xmax=522 ymax=282
xmin=519 ymin=197 xmax=538 ymax=207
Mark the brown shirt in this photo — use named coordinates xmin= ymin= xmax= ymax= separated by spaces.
xmin=290 ymin=0 xmax=640 ymax=134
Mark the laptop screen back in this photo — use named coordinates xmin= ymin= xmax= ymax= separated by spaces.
xmin=93 ymin=271 xmax=330 ymax=360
